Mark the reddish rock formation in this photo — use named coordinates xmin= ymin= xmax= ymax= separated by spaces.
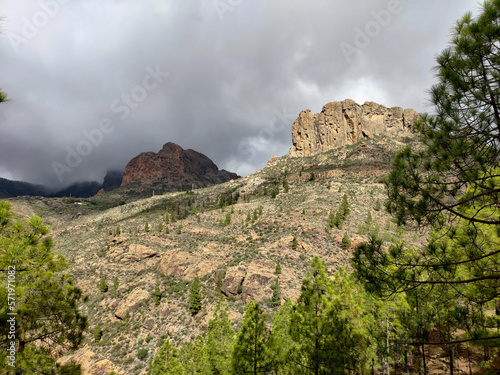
xmin=288 ymin=99 xmax=421 ymax=157
xmin=121 ymin=142 xmax=238 ymax=189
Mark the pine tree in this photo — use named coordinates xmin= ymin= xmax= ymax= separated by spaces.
xmin=206 ymin=297 xmax=235 ymax=374
xmin=271 ymin=279 xmax=282 ymax=308
xmin=366 ymin=211 xmax=372 ymax=226
xmin=374 ymin=198 xmax=382 ymax=211
xmin=144 ymin=221 xmax=149 ymax=232
xmin=154 ymin=282 xmax=162 ymax=306
xmin=356 ymin=0 xmax=500 ymax=354
xmin=93 ymin=324 xmax=103 ymax=342
xmin=328 ymin=211 xmax=335 ymax=229
xmin=179 ymin=335 xmax=211 ymax=374
xmin=289 ymin=256 xmax=360 ymax=374
xmin=269 ymin=299 xmax=296 ymax=374
xmin=275 ymin=260 xmax=282 ymax=275
xmin=232 ymin=301 xmax=274 ymax=374
xmin=216 ymin=271 xmax=224 ymax=293
xmin=341 ymin=232 xmax=351 ymax=250
xmin=149 ymin=339 xmax=185 ymax=375
xmin=189 ymin=275 xmax=202 ymax=315
xmin=0 ymin=201 xmax=87 ymax=370
xmin=158 ymin=222 xmax=163 ymax=232
xmin=98 ymin=275 xmax=108 ymax=293
xmin=340 ymin=194 xmax=350 ymax=217
xmin=333 ymin=211 xmax=343 ymax=229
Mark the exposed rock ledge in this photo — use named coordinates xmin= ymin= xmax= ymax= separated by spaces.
xmin=288 ymin=99 xmax=420 ymax=157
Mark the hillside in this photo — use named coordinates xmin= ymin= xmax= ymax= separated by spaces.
xmin=8 ymin=132 xmax=428 ymax=374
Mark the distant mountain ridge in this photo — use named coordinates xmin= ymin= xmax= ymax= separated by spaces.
xmin=0 ymin=170 xmax=123 ymax=199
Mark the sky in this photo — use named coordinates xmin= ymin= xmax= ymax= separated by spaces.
xmin=0 ymin=0 xmax=482 ymax=189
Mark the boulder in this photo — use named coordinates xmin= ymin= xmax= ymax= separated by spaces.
xmin=115 ymin=288 xmax=150 ymax=319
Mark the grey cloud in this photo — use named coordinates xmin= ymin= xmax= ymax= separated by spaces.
xmin=0 ymin=0 xmax=480 ymax=188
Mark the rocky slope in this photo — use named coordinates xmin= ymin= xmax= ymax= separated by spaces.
xmin=121 ymin=142 xmax=239 ymax=190
xmin=288 ymin=99 xmax=420 ymax=157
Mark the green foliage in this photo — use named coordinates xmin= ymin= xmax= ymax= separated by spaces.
xmin=0 ymin=89 xmax=9 ymax=103
xmin=270 ymin=280 xmax=281 ymax=308
xmin=149 ymin=339 xmax=185 ymax=375
xmin=144 ymin=221 xmax=149 ymax=232
xmin=291 ymin=234 xmax=298 ymax=250
xmin=275 ymin=260 xmax=282 ymax=275
xmin=366 ymin=211 xmax=372 ymax=225
xmin=374 ymin=198 xmax=382 ymax=211
xmin=157 ymin=222 xmax=163 ymax=232
xmin=0 ymin=202 xmax=87 ymax=371
xmin=270 ymin=186 xmax=280 ymax=198
xmin=206 ymin=298 xmax=235 ymax=374
xmin=154 ymin=282 xmax=162 ymax=306
xmin=340 ymin=194 xmax=350 ymax=217
xmin=232 ymin=301 xmax=274 ymax=374
xmin=93 ymin=324 xmax=103 ymax=342
xmin=189 ymin=275 xmax=202 ymax=315
xmin=333 ymin=211 xmax=343 ymax=229
xmin=341 ymin=232 xmax=351 ymax=250
xmin=216 ymin=271 xmax=225 ymax=293
xmin=283 ymin=180 xmax=289 ymax=193
xmin=137 ymin=348 xmax=148 ymax=360
xmin=327 ymin=211 xmax=335 ymax=229
xmin=290 ymin=257 xmax=366 ymax=374
xmin=165 ymin=226 xmax=170 ymax=234
xmin=356 ymin=1 xmax=500 ymax=355
xmin=221 ymin=212 xmax=231 ymax=227
xmin=179 ymin=335 xmax=211 ymax=374
xmin=98 ymin=275 xmax=108 ymax=293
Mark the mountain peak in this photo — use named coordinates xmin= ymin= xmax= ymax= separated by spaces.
xmin=288 ymin=99 xmax=420 ymax=157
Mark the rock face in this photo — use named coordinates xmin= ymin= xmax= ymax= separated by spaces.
xmin=121 ymin=142 xmax=239 ymax=189
xmin=114 ymin=288 xmax=150 ymax=319
xmin=288 ymin=99 xmax=421 ymax=157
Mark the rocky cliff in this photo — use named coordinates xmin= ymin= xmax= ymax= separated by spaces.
xmin=288 ymin=99 xmax=420 ymax=157
xmin=121 ymin=142 xmax=238 ymax=189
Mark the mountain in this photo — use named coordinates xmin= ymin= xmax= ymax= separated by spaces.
xmin=0 ymin=177 xmax=47 ymax=198
xmin=0 ymin=170 xmax=124 ymax=199
xmin=7 ymin=100 xmax=497 ymax=374
xmin=121 ymin=142 xmax=239 ymax=191
xmin=288 ymin=99 xmax=420 ymax=157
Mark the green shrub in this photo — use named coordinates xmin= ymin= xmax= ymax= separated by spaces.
xmin=137 ymin=348 xmax=148 ymax=360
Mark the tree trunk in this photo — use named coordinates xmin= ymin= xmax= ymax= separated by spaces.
xmin=387 ymin=316 xmax=390 ymax=375
xmin=450 ymin=345 xmax=454 ymax=375
xmin=422 ymin=343 xmax=427 ymax=375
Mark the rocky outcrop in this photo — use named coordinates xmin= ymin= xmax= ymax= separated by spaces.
xmin=288 ymin=99 xmax=420 ymax=157
xmin=114 ymin=288 xmax=150 ymax=319
xmin=221 ymin=261 xmax=277 ymax=303
xmin=158 ymin=250 xmax=223 ymax=280
xmin=121 ymin=142 xmax=239 ymax=189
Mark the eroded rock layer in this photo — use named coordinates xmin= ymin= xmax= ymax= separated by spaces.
xmin=288 ymin=99 xmax=420 ymax=157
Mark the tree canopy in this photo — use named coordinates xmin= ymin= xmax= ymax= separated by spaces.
xmin=0 ymin=201 xmax=87 ymax=373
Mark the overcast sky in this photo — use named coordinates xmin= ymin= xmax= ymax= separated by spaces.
xmin=0 ymin=0 xmax=482 ymax=189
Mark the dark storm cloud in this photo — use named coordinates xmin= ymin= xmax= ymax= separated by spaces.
xmin=0 ymin=0 xmax=481 ymax=188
